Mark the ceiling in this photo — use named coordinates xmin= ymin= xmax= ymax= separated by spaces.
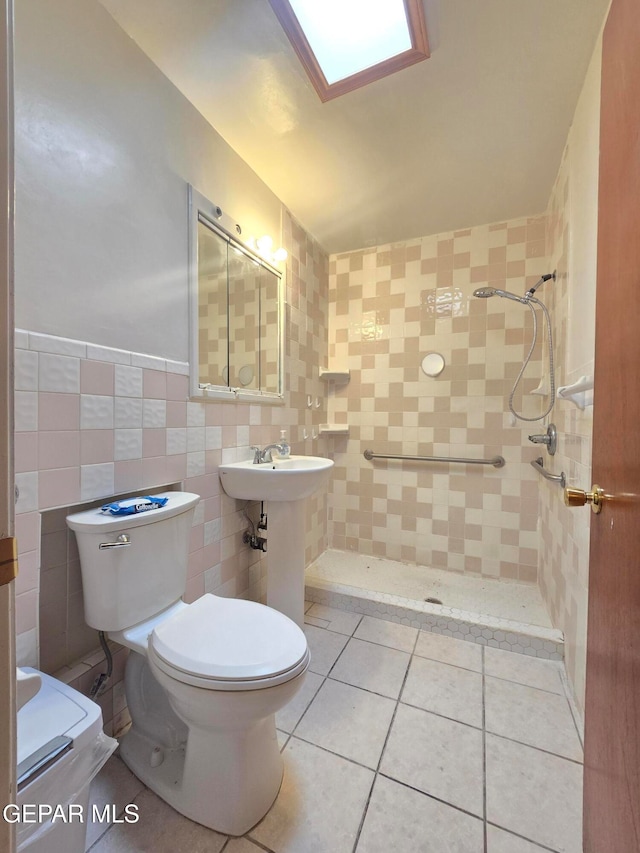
xmin=99 ymin=0 xmax=609 ymax=255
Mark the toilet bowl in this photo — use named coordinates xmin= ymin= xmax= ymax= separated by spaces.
xmin=66 ymin=492 xmax=309 ymax=836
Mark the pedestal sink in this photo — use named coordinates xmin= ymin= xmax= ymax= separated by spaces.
xmin=218 ymin=455 xmax=334 ymax=627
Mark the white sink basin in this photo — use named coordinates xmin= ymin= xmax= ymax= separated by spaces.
xmin=219 ymin=455 xmax=334 ymax=502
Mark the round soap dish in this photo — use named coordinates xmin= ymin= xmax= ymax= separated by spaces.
xmin=421 ymin=352 xmax=445 ymax=377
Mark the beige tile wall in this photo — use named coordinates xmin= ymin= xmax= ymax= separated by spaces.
xmin=326 ymin=218 xmax=552 ymax=583
xmin=539 ymin=150 xmax=594 ymax=714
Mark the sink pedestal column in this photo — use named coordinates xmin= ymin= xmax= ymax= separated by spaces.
xmin=265 ymin=500 xmax=305 ymax=628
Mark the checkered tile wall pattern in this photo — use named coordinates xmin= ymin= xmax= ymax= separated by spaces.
xmin=326 ymin=217 xmax=550 ymax=583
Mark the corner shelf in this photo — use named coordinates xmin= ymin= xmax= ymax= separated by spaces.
xmin=319 ymin=367 xmax=350 ymax=382
xmin=319 ymin=424 xmax=350 ymax=436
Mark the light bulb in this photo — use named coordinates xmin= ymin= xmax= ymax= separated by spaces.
xmin=256 ymin=235 xmax=273 ymax=255
xmin=274 ymin=247 xmax=288 ymax=262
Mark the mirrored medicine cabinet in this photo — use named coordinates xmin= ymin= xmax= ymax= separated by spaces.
xmin=189 ymin=186 xmax=284 ymax=402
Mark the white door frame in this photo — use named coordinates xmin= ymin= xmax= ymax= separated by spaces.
xmin=0 ymin=0 xmax=15 ymax=851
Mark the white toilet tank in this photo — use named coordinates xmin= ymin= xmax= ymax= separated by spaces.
xmin=66 ymin=492 xmax=200 ymax=632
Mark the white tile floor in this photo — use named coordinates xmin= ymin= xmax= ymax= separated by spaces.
xmin=86 ymin=604 xmax=583 ymax=853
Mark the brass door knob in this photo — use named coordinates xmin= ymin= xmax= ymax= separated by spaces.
xmin=564 ymin=485 xmax=604 ymax=514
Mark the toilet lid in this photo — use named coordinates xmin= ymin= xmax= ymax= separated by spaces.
xmin=150 ymin=594 xmax=308 ymax=683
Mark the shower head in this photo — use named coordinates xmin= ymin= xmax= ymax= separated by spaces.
xmin=474 ymin=271 xmax=556 ymax=305
xmin=525 ymin=270 xmax=556 ymax=299
xmin=472 ymin=287 xmax=528 ymax=304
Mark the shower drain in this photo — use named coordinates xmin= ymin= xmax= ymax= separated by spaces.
xmin=424 ymin=597 xmax=443 ymax=605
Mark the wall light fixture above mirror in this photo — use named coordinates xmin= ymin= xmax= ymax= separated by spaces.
xmin=189 ymin=187 xmax=285 ymax=403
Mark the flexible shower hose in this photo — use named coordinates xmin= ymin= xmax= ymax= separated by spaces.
xmin=508 ymin=296 xmax=555 ymax=422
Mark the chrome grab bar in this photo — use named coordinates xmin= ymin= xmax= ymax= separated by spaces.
xmin=530 ymin=457 xmax=566 ymax=488
xmin=99 ymin=533 xmax=132 ymax=550
xmin=363 ymin=449 xmax=505 ymax=468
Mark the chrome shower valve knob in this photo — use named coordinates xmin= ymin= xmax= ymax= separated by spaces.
xmin=527 ymin=424 xmax=557 ymax=455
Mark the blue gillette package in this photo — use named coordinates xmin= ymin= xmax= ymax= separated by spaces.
xmin=100 ymin=496 xmax=169 ymax=516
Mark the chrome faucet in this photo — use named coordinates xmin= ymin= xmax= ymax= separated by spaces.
xmin=250 ymin=444 xmax=288 ymax=464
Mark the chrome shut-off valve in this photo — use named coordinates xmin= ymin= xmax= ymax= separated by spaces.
xmin=528 ymin=423 xmax=557 ymax=456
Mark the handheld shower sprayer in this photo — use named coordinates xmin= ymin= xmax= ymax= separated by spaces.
xmin=472 ymin=271 xmax=556 ymax=304
xmin=472 ymin=272 xmax=557 ymax=422
xmin=472 ymin=287 xmax=528 ymax=304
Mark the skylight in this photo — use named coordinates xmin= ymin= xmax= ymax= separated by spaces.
xmin=288 ymin=0 xmax=412 ymax=84
xmin=269 ymin=0 xmax=430 ymax=102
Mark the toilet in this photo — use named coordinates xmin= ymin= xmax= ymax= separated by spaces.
xmin=66 ymin=492 xmax=309 ymax=836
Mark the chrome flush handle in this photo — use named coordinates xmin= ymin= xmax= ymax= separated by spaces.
xmin=98 ymin=533 xmax=132 ymax=550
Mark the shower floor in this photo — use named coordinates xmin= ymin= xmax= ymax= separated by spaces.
xmin=305 ymin=550 xmax=561 ymax=660
xmin=307 ymin=549 xmax=552 ymax=628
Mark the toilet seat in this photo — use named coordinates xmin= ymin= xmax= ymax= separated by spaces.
xmin=149 ymin=594 xmax=309 ymax=692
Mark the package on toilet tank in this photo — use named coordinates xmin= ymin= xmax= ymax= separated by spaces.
xmin=100 ymin=495 xmax=169 ymax=516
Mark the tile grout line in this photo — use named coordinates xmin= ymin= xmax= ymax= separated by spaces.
xmin=283 ymin=671 xmax=327 ymax=740
xmin=396 ymin=696 xmax=484 ymax=733
xmin=276 ymin=729 xmax=291 ymax=753
xmin=283 ymin=615 xmax=362 ymax=741
xmin=375 ymin=771 xmax=487 ymax=824
xmin=286 ymin=732 xmax=379 ymax=775
xmin=85 ymin=780 xmax=148 ymax=853
xmin=485 ymin=821 xmax=561 ymax=853
xmin=484 ymin=667 xmax=566 ymax=696
xmin=241 ymin=833 xmax=278 ymax=853
xmin=350 ymin=625 xmax=420 ymax=853
xmin=558 ymin=667 xmax=585 ymax=751
xmin=483 ymin=731 xmax=584 ymax=766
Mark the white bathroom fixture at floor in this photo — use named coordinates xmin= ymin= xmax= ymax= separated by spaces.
xmin=17 ymin=668 xmax=116 ymax=853
xmin=66 ymin=492 xmax=309 ymax=836
xmin=219 ymin=455 xmax=334 ymax=627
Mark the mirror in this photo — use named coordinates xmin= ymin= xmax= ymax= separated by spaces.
xmin=197 ymin=219 xmax=228 ymax=388
xmin=190 ymin=187 xmax=284 ymax=401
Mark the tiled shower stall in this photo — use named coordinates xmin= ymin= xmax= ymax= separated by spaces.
xmin=325 ymin=217 xmax=546 ymax=582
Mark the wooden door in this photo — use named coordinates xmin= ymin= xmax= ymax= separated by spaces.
xmin=583 ymin=0 xmax=640 ymax=849
xmin=0 ymin=2 xmax=14 ymax=852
